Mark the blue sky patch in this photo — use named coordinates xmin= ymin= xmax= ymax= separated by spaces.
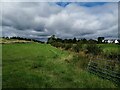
xmin=56 ymin=2 xmax=107 ymax=7
xmin=56 ymin=2 xmax=71 ymax=7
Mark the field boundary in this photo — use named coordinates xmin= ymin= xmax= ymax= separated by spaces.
xmin=87 ymin=59 xmax=120 ymax=85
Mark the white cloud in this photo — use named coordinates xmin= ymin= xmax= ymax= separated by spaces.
xmin=1 ymin=2 xmax=118 ymax=41
xmin=1 ymin=0 xmax=119 ymax=2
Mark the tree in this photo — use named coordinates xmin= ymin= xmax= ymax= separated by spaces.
xmin=47 ymin=35 xmax=56 ymax=44
xmin=73 ymin=37 xmax=77 ymax=43
xmin=88 ymin=39 xmax=97 ymax=44
xmin=56 ymin=38 xmax=63 ymax=42
xmin=98 ymin=37 xmax=104 ymax=44
xmin=85 ymin=44 xmax=102 ymax=55
xmin=81 ymin=38 xmax=87 ymax=44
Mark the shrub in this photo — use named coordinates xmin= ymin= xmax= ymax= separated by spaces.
xmin=104 ymin=52 xmax=120 ymax=61
xmin=61 ymin=43 xmax=65 ymax=48
xmin=85 ymin=44 xmax=102 ymax=55
xmin=64 ymin=44 xmax=72 ymax=50
xmin=55 ymin=42 xmax=62 ymax=48
xmin=71 ymin=55 xmax=89 ymax=70
xmin=72 ymin=44 xmax=82 ymax=53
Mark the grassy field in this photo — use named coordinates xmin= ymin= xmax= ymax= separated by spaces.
xmin=2 ymin=43 xmax=118 ymax=88
xmin=0 ymin=44 xmax=2 ymax=89
xmin=98 ymin=44 xmax=120 ymax=53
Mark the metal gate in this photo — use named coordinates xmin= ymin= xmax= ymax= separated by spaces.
xmin=87 ymin=58 xmax=120 ymax=85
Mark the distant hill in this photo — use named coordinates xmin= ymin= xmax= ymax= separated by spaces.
xmin=0 ymin=37 xmax=44 ymax=44
xmin=0 ymin=38 xmax=32 ymax=44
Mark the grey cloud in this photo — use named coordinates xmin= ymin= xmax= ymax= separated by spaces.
xmin=2 ymin=2 xmax=118 ymax=41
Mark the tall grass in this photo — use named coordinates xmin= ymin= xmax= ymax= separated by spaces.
xmin=2 ymin=43 xmax=117 ymax=88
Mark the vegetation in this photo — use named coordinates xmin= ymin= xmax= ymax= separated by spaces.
xmin=2 ymin=42 xmax=117 ymax=88
xmin=99 ymin=44 xmax=120 ymax=61
xmin=47 ymin=35 xmax=120 ymax=86
xmin=47 ymin=35 xmax=120 ymax=61
xmin=2 ymin=37 xmax=44 ymax=43
xmin=85 ymin=44 xmax=102 ymax=55
xmin=0 ymin=44 xmax=1 ymax=89
xmin=97 ymin=37 xmax=104 ymax=44
xmin=1 ymin=36 xmax=120 ymax=88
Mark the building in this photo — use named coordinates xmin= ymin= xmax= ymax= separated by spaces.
xmin=103 ymin=39 xmax=119 ymax=44
xmin=107 ymin=40 xmax=113 ymax=43
xmin=114 ymin=40 xmax=119 ymax=44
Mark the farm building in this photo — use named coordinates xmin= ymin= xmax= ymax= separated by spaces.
xmin=103 ymin=39 xmax=119 ymax=44
xmin=114 ymin=40 xmax=119 ymax=44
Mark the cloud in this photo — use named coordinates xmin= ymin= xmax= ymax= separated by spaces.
xmin=1 ymin=2 xmax=118 ymax=41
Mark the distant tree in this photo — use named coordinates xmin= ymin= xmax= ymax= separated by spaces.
xmin=56 ymin=38 xmax=63 ymax=42
xmin=68 ymin=39 xmax=72 ymax=43
xmin=88 ymin=39 xmax=97 ymax=44
xmin=81 ymin=38 xmax=87 ymax=44
xmin=118 ymin=40 xmax=120 ymax=45
xmin=47 ymin=35 xmax=56 ymax=44
xmin=64 ymin=39 xmax=68 ymax=43
xmin=73 ymin=37 xmax=77 ymax=43
xmin=5 ymin=37 xmax=9 ymax=39
xmin=98 ymin=37 xmax=104 ymax=44
xmin=85 ymin=44 xmax=102 ymax=55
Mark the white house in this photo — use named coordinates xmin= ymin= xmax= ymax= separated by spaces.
xmin=107 ymin=40 xmax=113 ymax=43
xmin=103 ymin=39 xmax=119 ymax=44
xmin=102 ymin=40 xmax=104 ymax=43
xmin=115 ymin=40 xmax=119 ymax=44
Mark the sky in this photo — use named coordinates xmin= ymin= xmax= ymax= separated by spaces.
xmin=1 ymin=2 xmax=118 ymax=41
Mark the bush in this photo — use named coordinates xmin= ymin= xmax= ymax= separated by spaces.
xmin=104 ymin=52 xmax=120 ymax=61
xmin=85 ymin=44 xmax=102 ymax=55
xmin=51 ymin=42 xmax=62 ymax=48
xmin=71 ymin=55 xmax=89 ymax=70
xmin=72 ymin=44 xmax=82 ymax=53
xmin=61 ymin=43 xmax=65 ymax=48
xmin=64 ymin=44 xmax=72 ymax=50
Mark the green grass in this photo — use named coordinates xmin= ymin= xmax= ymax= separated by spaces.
xmin=2 ymin=43 xmax=117 ymax=88
xmin=98 ymin=44 xmax=120 ymax=53
xmin=0 ymin=44 xmax=2 ymax=89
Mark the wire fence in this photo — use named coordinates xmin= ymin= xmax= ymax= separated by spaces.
xmin=87 ymin=58 xmax=120 ymax=85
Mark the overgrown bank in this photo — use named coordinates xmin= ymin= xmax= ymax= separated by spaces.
xmin=47 ymin=35 xmax=120 ymax=86
xmin=2 ymin=43 xmax=117 ymax=88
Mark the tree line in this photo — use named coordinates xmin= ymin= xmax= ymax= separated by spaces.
xmin=47 ymin=35 xmax=120 ymax=61
xmin=2 ymin=36 xmax=44 ymax=43
xmin=47 ymin=35 xmax=102 ymax=54
xmin=47 ymin=35 xmax=99 ymax=44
